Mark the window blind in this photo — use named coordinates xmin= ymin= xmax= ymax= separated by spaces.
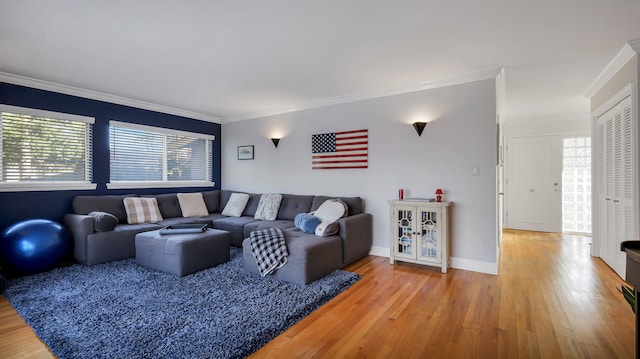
xmin=109 ymin=121 xmax=213 ymax=183
xmin=1 ymin=106 xmax=93 ymax=184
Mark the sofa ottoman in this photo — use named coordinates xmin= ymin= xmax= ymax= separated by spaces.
xmin=135 ymin=229 xmax=231 ymax=276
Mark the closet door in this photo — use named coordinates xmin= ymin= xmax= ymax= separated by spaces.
xmin=597 ymin=111 xmax=613 ymax=275
xmin=597 ymin=94 xmax=633 ymax=279
xmin=618 ymin=101 xmax=634 ymax=276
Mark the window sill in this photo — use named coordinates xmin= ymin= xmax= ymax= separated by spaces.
xmin=0 ymin=182 xmax=97 ymax=192
xmin=106 ymin=181 xmax=216 ymax=190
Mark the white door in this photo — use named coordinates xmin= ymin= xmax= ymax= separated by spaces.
xmin=596 ymin=94 xmax=633 ymax=279
xmin=505 ymin=136 xmax=563 ymax=232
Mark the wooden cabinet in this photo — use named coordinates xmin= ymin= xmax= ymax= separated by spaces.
xmin=388 ymin=200 xmax=452 ymax=273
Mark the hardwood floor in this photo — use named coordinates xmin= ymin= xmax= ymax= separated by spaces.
xmin=0 ymin=230 xmax=635 ymax=358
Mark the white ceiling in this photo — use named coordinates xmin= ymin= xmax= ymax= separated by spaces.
xmin=1 ymin=1 xmax=640 ymax=123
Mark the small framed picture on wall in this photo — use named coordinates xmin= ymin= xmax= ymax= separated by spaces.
xmin=237 ymin=145 xmax=254 ymax=160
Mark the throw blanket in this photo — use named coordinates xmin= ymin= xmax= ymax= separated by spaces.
xmin=250 ymin=227 xmax=288 ymax=276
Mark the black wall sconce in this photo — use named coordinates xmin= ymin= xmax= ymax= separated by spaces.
xmin=271 ymin=138 xmax=280 ymax=148
xmin=412 ymin=122 xmax=427 ymax=136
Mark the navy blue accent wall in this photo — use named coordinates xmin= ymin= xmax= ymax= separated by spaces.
xmin=0 ymin=82 xmax=222 ymax=234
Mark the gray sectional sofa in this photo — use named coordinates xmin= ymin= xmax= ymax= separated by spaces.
xmin=63 ymin=190 xmax=372 ymax=284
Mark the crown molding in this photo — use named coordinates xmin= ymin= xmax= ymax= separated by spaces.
xmin=0 ymin=72 xmax=222 ymax=124
xmin=223 ymin=67 xmax=502 ymax=122
xmin=584 ymin=39 xmax=640 ymax=98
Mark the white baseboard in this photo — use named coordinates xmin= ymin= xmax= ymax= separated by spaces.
xmin=369 ymin=245 xmax=390 ymax=258
xmin=450 ymin=257 xmax=498 ymax=275
xmin=368 ymin=245 xmax=498 ymax=275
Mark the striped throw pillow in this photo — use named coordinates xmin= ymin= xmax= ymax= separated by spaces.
xmin=123 ymin=197 xmax=163 ymax=224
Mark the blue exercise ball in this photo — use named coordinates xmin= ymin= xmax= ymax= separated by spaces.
xmin=1 ymin=219 xmax=71 ymax=274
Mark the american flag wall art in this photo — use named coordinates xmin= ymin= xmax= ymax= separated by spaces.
xmin=311 ymin=129 xmax=368 ymax=169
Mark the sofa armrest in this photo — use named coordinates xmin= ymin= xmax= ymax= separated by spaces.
xmin=337 ymin=213 xmax=372 ymax=265
xmin=64 ymin=213 xmax=96 ymax=264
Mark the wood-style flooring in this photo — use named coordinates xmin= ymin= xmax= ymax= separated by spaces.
xmin=0 ymin=230 xmax=635 ymax=358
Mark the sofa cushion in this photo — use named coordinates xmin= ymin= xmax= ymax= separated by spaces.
xmin=219 ymin=190 xmax=234 ymax=209
xmin=200 ymin=213 xmax=227 ymax=222
xmin=243 ymin=193 xmax=261 ymax=217
xmin=243 ymin=220 xmax=296 ymax=239
xmin=221 ymin=193 xmax=250 ymax=217
xmin=311 ymin=199 xmax=347 ymax=236
xmin=319 ymin=221 xmax=340 ymax=237
xmin=211 ymin=216 xmax=260 ymax=247
xmin=201 ymin=190 xmax=220 ymax=213
xmin=277 ymin=194 xmax=314 ymax=220
xmin=242 ymin=231 xmax=343 ymax=285
xmin=143 ymin=193 xmax=182 ymax=219
xmin=73 ymin=194 xmax=135 ymax=224
xmin=88 ymin=211 xmax=118 ymax=232
xmin=84 ymin=223 xmax=162 ymax=265
xmin=294 ymin=213 xmax=320 ymax=234
xmin=177 ymin=193 xmax=209 ymax=217
xmin=124 ymin=197 xmax=164 ymax=224
xmin=254 ymin=194 xmax=283 ymax=221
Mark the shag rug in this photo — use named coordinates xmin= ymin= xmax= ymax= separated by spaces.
xmin=4 ymin=248 xmax=360 ymax=359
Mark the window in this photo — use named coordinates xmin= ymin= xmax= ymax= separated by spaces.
xmin=108 ymin=121 xmax=214 ymax=189
xmin=562 ymin=137 xmax=592 ymax=234
xmin=0 ymin=105 xmax=95 ymax=192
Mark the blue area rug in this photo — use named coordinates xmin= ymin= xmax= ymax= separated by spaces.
xmin=4 ymin=248 xmax=360 ymax=358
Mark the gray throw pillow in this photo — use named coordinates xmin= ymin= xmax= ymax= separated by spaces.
xmin=88 ymin=211 xmax=118 ymax=232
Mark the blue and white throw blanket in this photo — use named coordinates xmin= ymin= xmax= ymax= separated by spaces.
xmin=250 ymin=227 xmax=288 ymax=277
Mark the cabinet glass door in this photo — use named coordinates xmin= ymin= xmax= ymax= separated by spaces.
xmin=394 ymin=208 xmax=414 ymax=257
xmin=418 ymin=209 xmax=440 ymax=262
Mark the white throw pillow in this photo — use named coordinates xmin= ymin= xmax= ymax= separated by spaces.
xmin=221 ymin=193 xmax=250 ymax=217
xmin=254 ymin=194 xmax=283 ymax=221
xmin=123 ymin=197 xmax=163 ymax=224
xmin=177 ymin=192 xmax=209 ymax=217
xmin=310 ymin=199 xmax=347 ymax=236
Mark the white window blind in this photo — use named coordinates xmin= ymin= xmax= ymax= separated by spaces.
xmin=0 ymin=105 xmax=94 ymax=191
xmin=109 ymin=121 xmax=214 ymax=187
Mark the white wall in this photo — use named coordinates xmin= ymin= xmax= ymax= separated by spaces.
xmin=502 ymin=114 xmax=591 ymax=138
xmin=222 ymin=79 xmax=498 ymax=274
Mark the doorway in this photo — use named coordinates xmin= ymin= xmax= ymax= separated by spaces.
xmin=504 ymin=134 xmax=592 ymax=234
xmin=505 ymin=135 xmax=563 ymax=232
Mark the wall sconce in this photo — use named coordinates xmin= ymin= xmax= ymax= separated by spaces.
xmin=412 ymin=122 xmax=427 ymax=136
xmin=271 ymin=138 xmax=280 ymax=148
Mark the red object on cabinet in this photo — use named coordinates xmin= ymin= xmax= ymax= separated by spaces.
xmin=435 ymin=188 xmax=443 ymax=202
xmin=399 ymin=189 xmax=404 ymax=200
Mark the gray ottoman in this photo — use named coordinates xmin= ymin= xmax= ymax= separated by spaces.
xmin=135 ymin=229 xmax=231 ymax=276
